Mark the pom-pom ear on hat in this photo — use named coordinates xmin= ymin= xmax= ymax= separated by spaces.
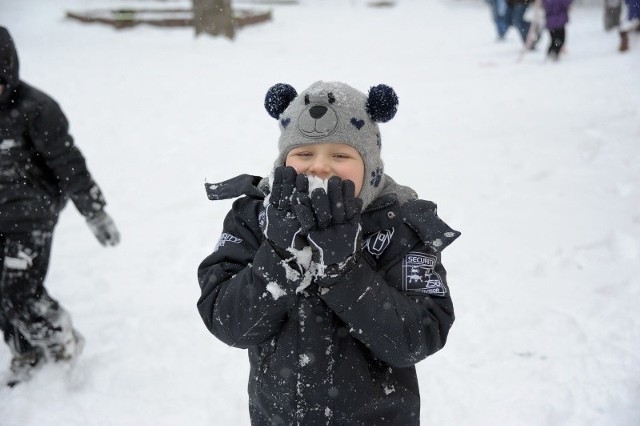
xmin=366 ymin=84 xmax=398 ymax=123
xmin=265 ymin=83 xmax=297 ymax=119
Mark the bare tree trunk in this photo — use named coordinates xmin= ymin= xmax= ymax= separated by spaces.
xmin=192 ymin=0 xmax=235 ymax=39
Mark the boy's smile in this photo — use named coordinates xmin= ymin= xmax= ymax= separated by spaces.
xmin=285 ymin=143 xmax=365 ymax=196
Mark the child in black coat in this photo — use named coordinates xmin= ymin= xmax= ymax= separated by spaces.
xmin=1 ymin=27 xmax=120 ymax=387
xmin=197 ymin=81 xmax=460 ymax=425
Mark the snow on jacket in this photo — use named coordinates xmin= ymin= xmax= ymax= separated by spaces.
xmin=1 ymin=28 xmax=106 ymax=233
xmin=198 ymin=174 xmax=460 ymax=425
xmin=543 ymin=0 xmax=572 ymax=29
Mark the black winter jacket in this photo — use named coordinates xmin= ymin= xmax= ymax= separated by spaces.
xmin=198 ymin=175 xmax=460 ymax=425
xmin=1 ymin=27 xmax=105 ymax=233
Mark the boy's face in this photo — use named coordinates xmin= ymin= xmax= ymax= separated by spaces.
xmin=285 ymin=143 xmax=365 ymax=196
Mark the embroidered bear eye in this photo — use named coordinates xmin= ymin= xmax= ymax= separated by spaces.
xmin=327 ymin=93 xmax=335 ymax=104
xmin=304 ymin=94 xmax=310 ymax=105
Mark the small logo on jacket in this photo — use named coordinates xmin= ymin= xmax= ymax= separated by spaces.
xmin=0 ymin=139 xmax=17 ymax=150
xmin=3 ymin=250 xmax=38 ymax=270
xmin=364 ymin=228 xmax=394 ymax=256
xmin=214 ymin=233 xmax=243 ymax=252
xmin=401 ymin=252 xmax=447 ymax=296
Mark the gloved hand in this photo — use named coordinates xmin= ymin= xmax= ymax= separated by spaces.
xmin=293 ymin=175 xmax=363 ymax=275
xmin=262 ymin=166 xmax=306 ymax=253
xmin=86 ymin=210 xmax=120 ymax=246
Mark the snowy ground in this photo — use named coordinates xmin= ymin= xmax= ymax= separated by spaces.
xmin=1 ymin=0 xmax=639 ymax=424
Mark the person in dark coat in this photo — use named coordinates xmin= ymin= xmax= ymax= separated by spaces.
xmin=1 ymin=27 xmax=120 ymax=386
xmin=542 ymin=0 xmax=573 ymax=60
xmin=508 ymin=0 xmax=536 ymax=44
xmin=198 ymin=81 xmax=460 ymax=425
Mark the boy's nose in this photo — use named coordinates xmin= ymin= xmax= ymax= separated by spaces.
xmin=309 ymin=105 xmax=327 ymax=119
xmin=309 ymin=159 xmax=331 ymax=178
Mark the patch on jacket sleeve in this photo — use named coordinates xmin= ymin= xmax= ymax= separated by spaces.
xmin=214 ymin=233 xmax=243 ymax=252
xmin=401 ymin=252 xmax=447 ymax=296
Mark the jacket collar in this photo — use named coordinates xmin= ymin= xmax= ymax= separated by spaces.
xmin=361 ymin=193 xmax=402 ymax=235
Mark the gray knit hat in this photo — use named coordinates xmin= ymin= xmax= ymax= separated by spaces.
xmin=264 ymin=81 xmax=399 ymax=209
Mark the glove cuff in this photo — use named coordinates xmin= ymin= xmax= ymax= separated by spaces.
xmin=254 ymin=240 xmax=308 ymax=290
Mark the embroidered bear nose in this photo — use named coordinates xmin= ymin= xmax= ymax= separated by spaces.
xmin=309 ymin=105 xmax=327 ymax=119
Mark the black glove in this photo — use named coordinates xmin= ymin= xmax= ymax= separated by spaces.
xmin=293 ymin=175 xmax=363 ymax=277
xmin=86 ymin=210 xmax=120 ymax=246
xmin=262 ymin=166 xmax=306 ymax=254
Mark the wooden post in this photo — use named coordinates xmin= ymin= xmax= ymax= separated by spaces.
xmin=192 ymin=0 xmax=235 ymax=39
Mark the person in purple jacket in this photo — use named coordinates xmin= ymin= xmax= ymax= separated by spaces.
xmin=542 ymin=0 xmax=573 ymax=60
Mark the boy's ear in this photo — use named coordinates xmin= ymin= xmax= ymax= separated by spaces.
xmin=265 ymin=83 xmax=298 ymax=119
xmin=366 ymin=84 xmax=399 ymax=123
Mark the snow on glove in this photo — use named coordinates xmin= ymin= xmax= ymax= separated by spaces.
xmin=86 ymin=210 xmax=120 ymax=246
xmin=293 ymin=175 xmax=363 ymax=277
xmin=262 ymin=166 xmax=306 ymax=253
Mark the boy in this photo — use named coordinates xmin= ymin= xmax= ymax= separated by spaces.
xmin=1 ymin=27 xmax=120 ymax=386
xmin=198 ymin=81 xmax=459 ymax=425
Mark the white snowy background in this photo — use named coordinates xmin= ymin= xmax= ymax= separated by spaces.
xmin=1 ymin=0 xmax=639 ymax=424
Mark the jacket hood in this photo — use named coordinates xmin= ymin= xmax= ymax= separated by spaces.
xmin=0 ymin=26 xmax=20 ymax=105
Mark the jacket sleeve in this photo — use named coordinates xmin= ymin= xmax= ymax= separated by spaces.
xmin=28 ymin=96 xmax=106 ymax=217
xmin=319 ymin=244 xmax=455 ymax=368
xmin=197 ymin=196 xmax=305 ymax=348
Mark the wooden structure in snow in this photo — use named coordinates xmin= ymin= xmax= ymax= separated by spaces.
xmin=65 ymin=8 xmax=272 ymax=30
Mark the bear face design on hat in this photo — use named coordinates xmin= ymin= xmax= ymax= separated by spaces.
xmin=264 ymin=81 xmax=398 ymax=209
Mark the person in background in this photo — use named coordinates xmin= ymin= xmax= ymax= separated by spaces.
xmin=618 ymin=0 xmax=640 ymax=51
xmin=604 ymin=0 xmax=623 ymax=33
xmin=488 ymin=0 xmax=539 ymax=49
xmin=542 ymin=0 xmax=573 ymax=60
xmin=1 ymin=26 xmax=120 ymax=387
xmin=197 ymin=80 xmax=460 ymax=424
xmin=509 ymin=0 xmax=537 ymax=46
xmin=487 ymin=0 xmax=512 ymax=40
